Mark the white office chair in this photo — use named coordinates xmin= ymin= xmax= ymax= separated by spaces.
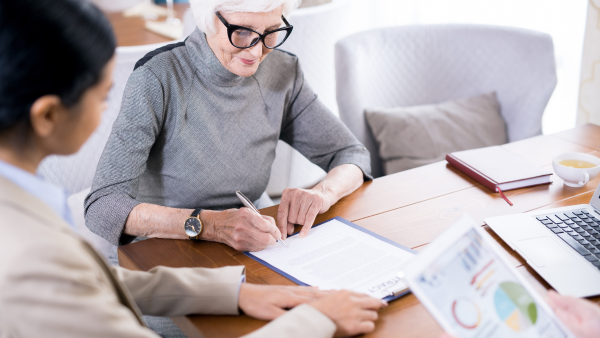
xmin=282 ymin=0 xmax=351 ymax=115
xmin=39 ymin=41 xmax=177 ymax=194
xmin=38 ymin=41 xmax=175 ymax=256
xmin=336 ymin=24 xmax=557 ymax=178
xmin=265 ymin=0 xmax=352 ymax=197
xmin=182 ymin=7 xmax=196 ymax=37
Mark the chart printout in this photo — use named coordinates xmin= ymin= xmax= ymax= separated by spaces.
xmin=418 ymin=228 xmax=567 ymax=338
xmin=249 ymin=219 xmax=415 ymax=299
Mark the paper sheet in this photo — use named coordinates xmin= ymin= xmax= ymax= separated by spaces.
xmin=249 ymin=218 xmax=416 ymax=299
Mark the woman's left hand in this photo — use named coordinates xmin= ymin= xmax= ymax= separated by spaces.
xmin=277 ymin=187 xmax=334 ymax=239
xmin=239 ymin=283 xmax=327 ymax=321
xmin=276 ymin=164 xmax=365 ymax=239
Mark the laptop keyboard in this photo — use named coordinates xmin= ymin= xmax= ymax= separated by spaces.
xmin=536 ymin=210 xmax=600 ymax=270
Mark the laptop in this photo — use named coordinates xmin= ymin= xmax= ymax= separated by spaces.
xmin=485 ymin=182 xmax=600 ymax=297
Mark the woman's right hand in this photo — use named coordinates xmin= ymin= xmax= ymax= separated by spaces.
xmin=202 ymin=208 xmax=282 ymax=252
xmin=546 ymin=290 xmax=600 ymax=338
xmin=309 ymin=290 xmax=387 ymax=337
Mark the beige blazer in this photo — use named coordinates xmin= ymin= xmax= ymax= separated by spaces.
xmin=0 ymin=177 xmax=335 ymax=338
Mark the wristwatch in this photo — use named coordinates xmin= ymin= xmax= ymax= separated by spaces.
xmin=184 ymin=208 xmax=203 ymax=240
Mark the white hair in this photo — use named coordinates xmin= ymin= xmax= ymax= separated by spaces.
xmin=190 ymin=0 xmax=301 ymax=36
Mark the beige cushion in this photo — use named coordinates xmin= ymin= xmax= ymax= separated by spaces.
xmin=365 ymin=92 xmax=507 ymax=175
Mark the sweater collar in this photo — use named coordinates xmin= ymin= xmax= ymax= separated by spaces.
xmin=186 ymin=27 xmax=243 ymax=87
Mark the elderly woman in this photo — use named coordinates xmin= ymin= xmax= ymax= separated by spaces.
xmin=85 ymin=0 xmax=371 ymax=253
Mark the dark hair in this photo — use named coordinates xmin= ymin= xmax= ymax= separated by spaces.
xmin=0 ymin=0 xmax=116 ymax=132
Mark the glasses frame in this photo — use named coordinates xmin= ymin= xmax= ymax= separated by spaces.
xmin=216 ymin=12 xmax=294 ymax=49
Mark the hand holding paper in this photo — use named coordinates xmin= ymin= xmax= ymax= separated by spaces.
xmin=277 ymin=164 xmax=364 ymax=239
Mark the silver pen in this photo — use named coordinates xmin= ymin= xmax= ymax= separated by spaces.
xmin=235 ymin=191 xmax=288 ymax=248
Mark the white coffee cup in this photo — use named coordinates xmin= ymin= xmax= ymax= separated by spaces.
xmin=552 ymin=152 xmax=600 ymax=187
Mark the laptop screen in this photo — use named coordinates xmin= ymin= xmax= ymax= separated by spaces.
xmin=590 ymin=181 xmax=600 ymax=212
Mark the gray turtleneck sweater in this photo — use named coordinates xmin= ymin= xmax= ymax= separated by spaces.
xmin=84 ymin=28 xmax=372 ymax=246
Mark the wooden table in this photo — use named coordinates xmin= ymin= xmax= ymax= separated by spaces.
xmin=104 ymin=3 xmax=190 ymax=47
xmin=119 ymin=124 xmax=600 ymax=337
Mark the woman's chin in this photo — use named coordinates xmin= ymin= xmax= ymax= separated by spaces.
xmin=231 ymin=61 xmax=259 ymax=77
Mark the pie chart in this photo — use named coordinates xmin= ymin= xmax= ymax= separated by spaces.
xmin=494 ymin=282 xmax=538 ymax=332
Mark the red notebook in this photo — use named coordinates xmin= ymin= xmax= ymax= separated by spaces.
xmin=446 ymin=146 xmax=553 ymax=205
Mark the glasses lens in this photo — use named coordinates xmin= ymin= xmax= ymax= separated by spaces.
xmin=264 ymin=30 xmax=290 ymax=48
xmin=231 ymin=29 xmax=260 ymax=48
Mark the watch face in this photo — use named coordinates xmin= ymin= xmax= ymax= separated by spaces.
xmin=184 ymin=217 xmax=202 ymax=237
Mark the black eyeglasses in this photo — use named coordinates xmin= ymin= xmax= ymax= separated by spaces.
xmin=216 ymin=12 xmax=293 ymax=49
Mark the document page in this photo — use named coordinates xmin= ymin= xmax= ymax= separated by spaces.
xmin=249 ymin=218 xmax=416 ymax=299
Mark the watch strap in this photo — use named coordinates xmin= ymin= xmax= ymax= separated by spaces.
xmin=191 ymin=208 xmax=202 ymax=218
xmin=189 ymin=208 xmax=203 ymax=240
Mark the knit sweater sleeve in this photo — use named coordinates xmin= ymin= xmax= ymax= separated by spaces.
xmin=84 ymin=67 xmax=166 ymax=246
xmin=279 ymin=59 xmax=373 ymax=180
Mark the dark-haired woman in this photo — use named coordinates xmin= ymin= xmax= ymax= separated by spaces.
xmin=0 ymin=0 xmax=385 ymax=337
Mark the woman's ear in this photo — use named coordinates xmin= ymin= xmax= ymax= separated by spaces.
xmin=29 ymin=95 xmax=63 ymax=138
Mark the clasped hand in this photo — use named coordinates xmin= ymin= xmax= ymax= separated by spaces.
xmin=239 ymin=284 xmax=387 ymax=337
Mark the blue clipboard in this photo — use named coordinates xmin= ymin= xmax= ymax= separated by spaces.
xmin=244 ymin=216 xmax=417 ymax=302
